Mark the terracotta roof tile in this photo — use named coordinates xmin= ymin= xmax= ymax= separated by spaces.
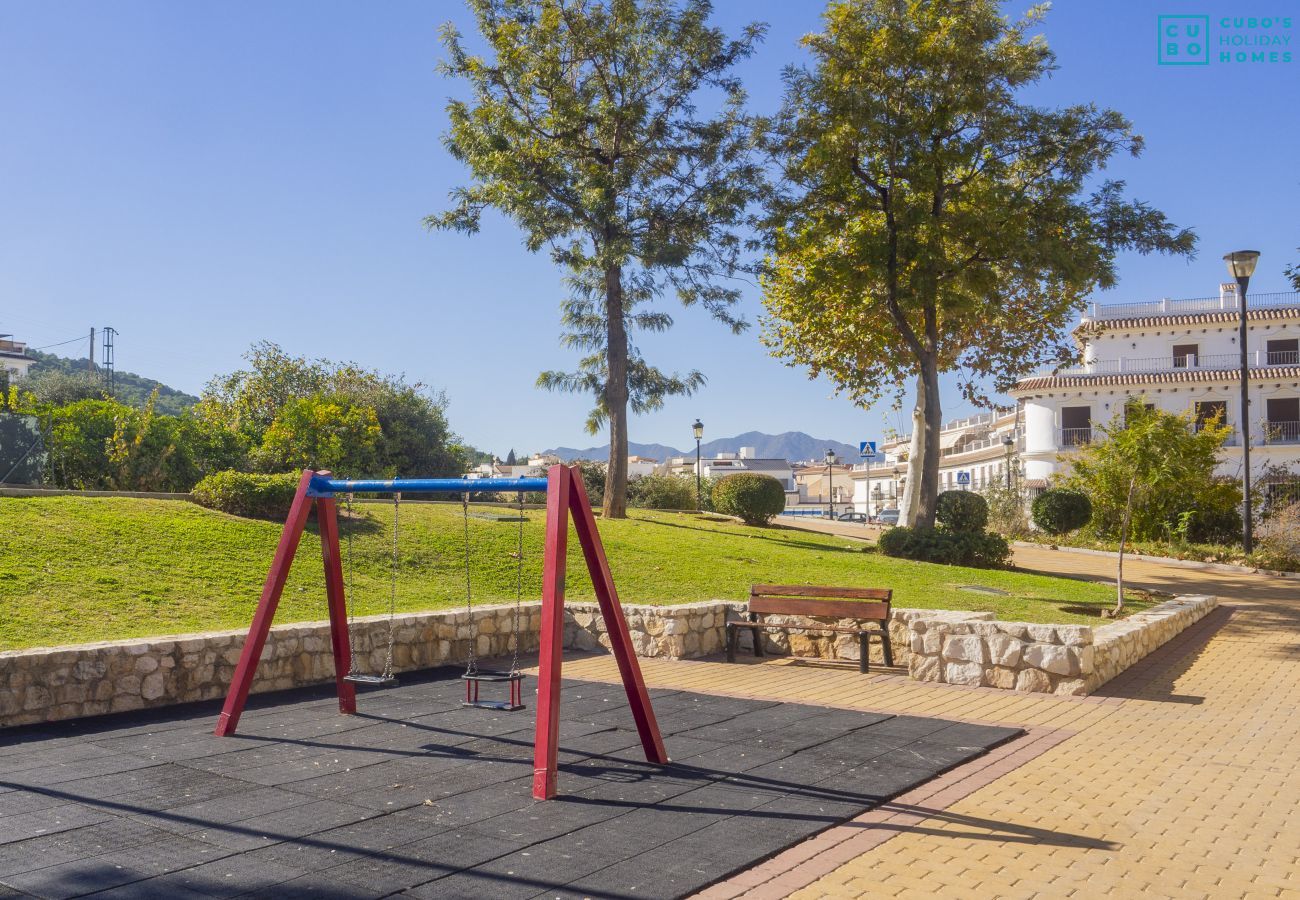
xmin=1077 ymin=307 xmax=1300 ymax=332
xmin=1012 ymin=366 xmax=1300 ymax=392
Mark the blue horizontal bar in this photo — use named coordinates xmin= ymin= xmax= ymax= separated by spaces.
xmin=308 ymin=475 xmax=549 ymax=497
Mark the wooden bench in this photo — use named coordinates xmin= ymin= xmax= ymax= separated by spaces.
xmin=726 ymin=585 xmax=893 ymax=674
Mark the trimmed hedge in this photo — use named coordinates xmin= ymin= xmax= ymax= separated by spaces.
xmin=878 ymin=525 xmax=1011 ymax=568
xmin=1032 ymin=488 xmax=1093 ymax=536
xmin=712 ymin=473 xmax=786 ymax=525
xmin=936 ymin=490 xmax=989 ymax=533
xmin=192 ymin=470 xmax=301 ymax=520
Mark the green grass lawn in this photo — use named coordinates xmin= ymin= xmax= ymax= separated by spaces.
xmin=0 ymin=497 xmax=1144 ymax=650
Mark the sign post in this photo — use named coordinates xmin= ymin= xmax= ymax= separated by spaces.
xmin=956 ymin=471 xmax=971 ymax=491
xmin=859 ymin=442 xmax=878 ymax=518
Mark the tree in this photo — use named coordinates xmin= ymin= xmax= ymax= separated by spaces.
xmin=431 ymin=0 xmax=766 ymax=518
xmin=761 ymin=0 xmax=1195 ymax=528
xmin=1064 ymin=402 xmax=1238 ymax=613
xmin=251 ymin=393 xmax=383 ymax=476
xmin=505 ymin=448 xmax=518 ymax=466
xmin=200 ymin=342 xmax=468 ymax=478
xmin=1286 ymin=247 xmax=1299 ymax=290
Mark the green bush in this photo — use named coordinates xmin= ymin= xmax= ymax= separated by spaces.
xmin=936 ymin=490 xmax=988 ymax=533
xmin=192 ymin=470 xmax=301 ymax=519
xmin=1032 ymin=488 xmax=1093 ymax=535
xmin=1174 ymin=504 xmax=1242 ymax=545
xmin=627 ymin=473 xmax=696 ymax=510
xmin=712 ymin=473 xmax=787 ymax=525
xmin=878 ymin=525 xmax=1011 ymax=568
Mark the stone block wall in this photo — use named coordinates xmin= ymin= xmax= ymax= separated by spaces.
xmin=906 ymin=595 xmax=1218 ymax=696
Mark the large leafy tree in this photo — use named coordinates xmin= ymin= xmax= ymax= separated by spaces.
xmin=761 ymin=0 xmax=1195 ymax=527
xmin=430 ymin=0 xmax=766 ymax=517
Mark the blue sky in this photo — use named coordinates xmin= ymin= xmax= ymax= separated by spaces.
xmin=2 ymin=1 xmax=1296 ymax=456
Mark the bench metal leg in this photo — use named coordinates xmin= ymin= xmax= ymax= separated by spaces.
xmin=726 ymin=625 xmax=737 ymax=663
xmin=880 ymin=628 xmax=894 ymax=667
xmin=858 ymin=632 xmax=869 ymax=674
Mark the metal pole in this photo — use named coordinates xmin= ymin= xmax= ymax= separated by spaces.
xmin=695 ymin=437 xmax=702 ymax=510
xmin=828 ymin=461 xmax=834 ymax=520
xmin=1238 ymin=275 xmax=1253 ymax=553
xmin=1005 ymin=443 xmax=1012 ymax=490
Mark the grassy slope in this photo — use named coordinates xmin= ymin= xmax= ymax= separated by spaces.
xmin=0 ymin=497 xmax=1139 ymax=650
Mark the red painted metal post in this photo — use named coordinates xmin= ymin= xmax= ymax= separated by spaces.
xmin=532 ymin=464 xmax=572 ymax=800
xmin=317 ymin=497 xmax=357 ymax=716
xmin=567 ymin=467 xmax=668 ymax=765
xmin=214 ymin=469 xmax=317 ymax=736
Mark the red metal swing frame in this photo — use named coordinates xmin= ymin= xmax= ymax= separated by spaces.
xmin=212 ymin=464 xmax=668 ymax=800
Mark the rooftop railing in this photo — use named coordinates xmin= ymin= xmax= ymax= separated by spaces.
xmin=1046 ymin=349 xmax=1300 ymax=378
xmin=1084 ymin=291 xmax=1299 ymax=321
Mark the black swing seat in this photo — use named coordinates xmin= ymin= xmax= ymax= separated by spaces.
xmin=462 ymin=670 xmax=526 ymax=711
xmin=344 ymin=673 xmax=399 ymax=687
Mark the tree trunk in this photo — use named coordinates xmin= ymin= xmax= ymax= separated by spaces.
xmin=900 ymin=361 xmax=943 ymax=528
xmin=602 ymin=263 xmax=630 ymax=519
xmin=1114 ymin=473 xmax=1137 ymax=616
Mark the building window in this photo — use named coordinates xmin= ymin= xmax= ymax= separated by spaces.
xmin=1265 ymin=398 xmax=1299 ymax=444
xmin=1061 ymin=406 xmax=1092 ymax=446
xmin=1172 ymin=343 xmax=1199 ymax=368
xmin=1194 ymin=401 xmax=1228 ymax=432
xmin=1267 ymin=338 xmax=1299 ymax=366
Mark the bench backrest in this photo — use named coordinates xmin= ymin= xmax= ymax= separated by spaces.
xmin=749 ymin=584 xmax=891 ymax=621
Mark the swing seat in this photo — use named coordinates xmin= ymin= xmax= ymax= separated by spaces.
xmin=344 ymin=673 xmax=399 ymax=687
xmin=462 ymin=670 xmax=526 ymax=711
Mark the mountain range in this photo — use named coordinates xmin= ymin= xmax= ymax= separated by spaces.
xmin=545 ymin=431 xmax=862 ymax=464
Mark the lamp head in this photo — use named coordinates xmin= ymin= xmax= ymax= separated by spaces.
xmin=1002 ymin=434 xmax=1014 ymax=447
xmin=692 ymin=419 xmax=704 ymax=441
xmin=825 ymin=449 xmax=837 ymax=465
xmin=1223 ymin=250 xmax=1261 ymax=281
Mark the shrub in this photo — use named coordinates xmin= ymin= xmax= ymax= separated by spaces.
xmin=877 ymin=525 xmax=1011 ymax=568
xmin=627 ymin=473 xmax=696 ymax=510
xmin=936 ymin=490 xmax=988 ymax=533
xmin=1174 ymin=503 xmax=1242 ymax=545
xmin=1257 ymin=501 xmax=1300 ymax=570
xmin=1032 ymin=488 xmax=1093 ymax=535
xmin=192 ymin=470 xmax=301 ymax=519
xmin=711 ymin=473 xmax=787 ymax=525
xmin=983 ymin=482 xmax=1030 ymax=538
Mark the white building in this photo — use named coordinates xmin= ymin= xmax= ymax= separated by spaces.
xmin=0 ymin=336 xmax=34 ymax=380
xmin=1010 ymin=284 xmax=1300 ymax=491
xmin=667 ymin=446 xmax=796 ymax=494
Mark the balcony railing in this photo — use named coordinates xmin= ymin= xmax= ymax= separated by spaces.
xmin=941 ymin=432 xmax=1022 ymax=458
xmin=1264 ymin=421 xmax=1300 ymax=444
xmin=0 ymin=339 xmax=27 ymax=355
xmin=1084 ymin=291 xmax=1299 ymax=321
xmin=1060 ymin=427 xmax=1093 ymax=447
xmin=1047 ymin=349 xmax=1300 ymax=378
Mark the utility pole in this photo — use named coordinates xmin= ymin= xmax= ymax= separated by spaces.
xmin=102 ymin=327 xmax=117 ymax=395
xmin=88 ymin=327 xmax=95 ymax=373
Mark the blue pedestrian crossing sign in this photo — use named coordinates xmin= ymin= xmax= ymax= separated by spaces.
xmin=859 ymin=441 xmax=877 ymax=458
xmin=956 ymin=471 xmax=971 ymax=485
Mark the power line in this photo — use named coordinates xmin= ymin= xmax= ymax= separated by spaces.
xmin=28 ymin=335 xmax=89 ymax=351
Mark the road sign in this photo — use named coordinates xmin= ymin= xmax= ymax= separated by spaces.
xmin=956 ymin=471 xmax=971 ymax=485
xmin=859 ymin=441 xmax=877 ymax=458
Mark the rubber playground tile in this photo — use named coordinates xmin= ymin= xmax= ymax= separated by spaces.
xmin=0 ymin=674 xmax=1020 ymax=899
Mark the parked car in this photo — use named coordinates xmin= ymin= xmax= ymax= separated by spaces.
xmin=837 ymin=511 xmax=868 ymax=523
xmin=873 ymin=508 xmax=900 ymax=526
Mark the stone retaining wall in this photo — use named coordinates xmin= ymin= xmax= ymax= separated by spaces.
xmin=906 ymin=595 xmax=1218 ymax=696
xmin=0 ymin=595 xmax=1219 ymax=726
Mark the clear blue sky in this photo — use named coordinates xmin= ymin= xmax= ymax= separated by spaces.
xmin=2 ymin=1 xmax=1296 ymax=456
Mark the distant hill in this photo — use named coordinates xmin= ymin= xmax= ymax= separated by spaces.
xmin=546 ymin=431 xmax=861 ymax=464
xmin=25 ymin=350 xmax=199 ymax=416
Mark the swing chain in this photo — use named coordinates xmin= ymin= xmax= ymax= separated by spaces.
xmin=509 ymin=491 xmax=524 ymax=676
xmin=462 ymin=493 xmax=477 ymax=677
xmin=344 ymin=493 xmax=360 ymax=678
xmin=381 ymin=492 xmax=399 ymax=680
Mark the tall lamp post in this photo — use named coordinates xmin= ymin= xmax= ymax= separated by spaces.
xmin=1002 ymin=434 xmax=1015 ymax=490
xmin=1225 ymin=249 xmax=1261 ymax=553
xmin=692 ymin=419 xmax=704 ymax=510
xmin=825 ymin=448 xmax=837 ymax=519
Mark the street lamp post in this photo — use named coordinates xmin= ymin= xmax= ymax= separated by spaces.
xmin=1002 ymin=434 xmax=1015 ymax=490
xmin=1225 ymin=249 xmax=1261 ymax=553
xmin=692 ymin=419 xmax=704 ymax=511
xmin=825 ymin=449 xmax=837 ymax=519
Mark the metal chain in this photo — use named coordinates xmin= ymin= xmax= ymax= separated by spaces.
xmin=509 ymin=491 xmax=524 ymax=675
xmin=344 ymin=493 xmax=360 ymax=677
xmin=462 ymin=493 xmax=477 ymax=677
xmin=381 ymin=493 xmax=399 ymax=680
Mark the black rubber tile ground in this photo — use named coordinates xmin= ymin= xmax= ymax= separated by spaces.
xmin=0 ymin=667 xmax=1020 ymax=899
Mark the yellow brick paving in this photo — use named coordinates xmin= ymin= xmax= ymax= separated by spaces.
xmin=559 ymin=546 xmax=1300 ymax=899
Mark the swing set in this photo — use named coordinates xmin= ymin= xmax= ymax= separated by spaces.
xmin=213 ymin=464 xmax=668 ymax=800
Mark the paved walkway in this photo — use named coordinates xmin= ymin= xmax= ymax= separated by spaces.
xmin=560 ymin=547 xmax=1300 ymax=898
